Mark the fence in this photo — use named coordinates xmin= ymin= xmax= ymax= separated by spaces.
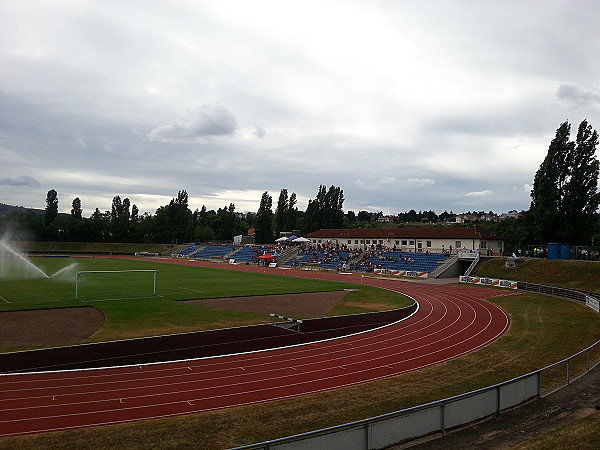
xmin=236 ymin=340 xmax=599 ymax=450
xmin=236 ymin=282 xmax=600 ymax=450
xmin=516 ymin=281 xmax=600 ymax=309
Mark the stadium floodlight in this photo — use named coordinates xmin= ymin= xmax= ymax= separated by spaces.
xmin=76 ymin=270 xmax=159 ymax=301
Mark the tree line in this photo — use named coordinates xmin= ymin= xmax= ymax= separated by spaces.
xmin=0 ymin=185 xmax=346 ymax=245
xmin=1 ymin=120 xmax=598 ymax=248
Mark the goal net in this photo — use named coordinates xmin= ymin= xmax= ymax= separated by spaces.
xmin=76 ymin=270 xmax=159 ymax=301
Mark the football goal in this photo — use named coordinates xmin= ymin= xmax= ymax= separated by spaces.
xmin=76 ymin=270 xmax=159 ymax=301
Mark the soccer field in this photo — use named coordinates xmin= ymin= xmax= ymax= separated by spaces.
xmin=0 ymin=256 xmax=413 ymax=346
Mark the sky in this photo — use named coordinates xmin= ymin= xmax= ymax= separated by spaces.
xmin=1 ymin=0 xmax=599 ymax=217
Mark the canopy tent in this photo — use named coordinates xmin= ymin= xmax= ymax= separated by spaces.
xmin=275 ymin=237 xmax=289 ymax=242
xmin=258 ymin=253 xmax=276 ymax=260
xmin=290 ymin=237 xmax=310 ymax=243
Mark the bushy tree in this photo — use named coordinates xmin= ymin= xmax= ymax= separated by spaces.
xmin=529 ymin=120 xmax=599 ymax=245
xmin=255 ymin=191 xmax=274 ymax=244
xmin=44 ymin=189 xmax=58 ymax=226
xmin=303 ymin=185 xmax=345 ymax=233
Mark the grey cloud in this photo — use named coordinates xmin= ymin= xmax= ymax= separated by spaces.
xmin=556 ymin=84 xmax=600 ymax=106
xmin=147 ymin=104 xmax=238 ymax=143
xmin=253 ymin=124 xmax=267 ymax=139
xmin=0 ymin=175 xmax=40 ymax=187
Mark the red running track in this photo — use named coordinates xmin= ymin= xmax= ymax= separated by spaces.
xmin=0 ymin=266 xmax=512 ymax=437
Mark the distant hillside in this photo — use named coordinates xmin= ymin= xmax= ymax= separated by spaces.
xmin=0 ymin=203 xmax=44 ymax=216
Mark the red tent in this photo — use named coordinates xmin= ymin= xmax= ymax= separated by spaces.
xmin=258 ymin=253 xmax=275 ymax=260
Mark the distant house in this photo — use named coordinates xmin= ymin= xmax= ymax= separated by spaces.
xmin=499 ymin=210 xmax=521 ymax=220
xmin=304 ymin=225 xmax=505 ymax=254
xmin=377 ymin=215 xmax=398 ymax=223
xmin=455 ymin=213 xmax=499 ymax=223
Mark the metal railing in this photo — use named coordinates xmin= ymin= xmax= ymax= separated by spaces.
xmin=235 ymin=340 xmax=600 ymax=450
xmin=516 ymin=281 xmax=600 ymax=307
xmin=236 ymin=281 xmax=600 ymax=449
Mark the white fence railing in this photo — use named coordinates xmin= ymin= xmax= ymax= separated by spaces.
xmin=236 ymin=281 xmax=600 ymax=449
xmin=235 ymin=339 xmax=600 ymax=449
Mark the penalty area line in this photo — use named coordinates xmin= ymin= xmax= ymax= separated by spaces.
xmin=0 ymin=296 xmax=9 ymax=303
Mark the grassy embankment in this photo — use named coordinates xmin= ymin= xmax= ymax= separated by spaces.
xmin=0 ymin=257 xmax=598 ymax=449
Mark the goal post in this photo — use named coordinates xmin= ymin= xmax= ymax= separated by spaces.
xmin=76 ymin=270 xmax=159 ymax=301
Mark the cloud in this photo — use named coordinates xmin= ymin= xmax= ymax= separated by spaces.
xmin=556 ymin=84 xmax=600 ymax=106
xmin=253 ymin=124 xmax=266 ymax=139
xmin=465 ymin=189 xmax=492 ymax=197
xmin=0 ymin=175 xmax=40 ymax=187
xmin=405 ymin=178 xmax=435 ymax=186
xmin=147 ymin=104 xmax=238 ymax=143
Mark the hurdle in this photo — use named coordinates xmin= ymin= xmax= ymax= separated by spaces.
xmin=270 ymin=313 xmax=303 ymax=332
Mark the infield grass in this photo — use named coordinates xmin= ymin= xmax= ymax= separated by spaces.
xmin=0 ymin=256 xmax=413 ymax=349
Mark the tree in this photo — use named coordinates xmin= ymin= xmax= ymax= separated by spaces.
xmin=275 ymin=189 xmax=289 ymax=235
xmin=303 ymin=185 xmax=345 ymax=233
xmin=44 ymin=189 xmax=59 ymax=226
xmin=357 ymin=211 xmax=371 ymax=222
xmin=286 ymin=192 xmax=298 ymax=231
xmin=529 ymin=120 xmax=599 ymax=245
xmin=71 ymin=198 xmax=82 ymax=221
xmin=561 ymin=120 xmax=599 ymax=244
xmin=255 ymin=191 xmax=274 ymax=244
xmin=110 ymin=195 xmax=131 ymax=241
xmin=131 ymin=204 xmax=139 ymax=222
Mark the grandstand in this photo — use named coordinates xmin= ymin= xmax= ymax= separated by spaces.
xmin=169 ymin=243 xmax=450 ymax=276
xmin=350 ymin=251 xmax=447 ymax=273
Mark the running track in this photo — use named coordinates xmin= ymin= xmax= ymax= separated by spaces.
xmin=0 ymin=260 xmax=512 ymax=437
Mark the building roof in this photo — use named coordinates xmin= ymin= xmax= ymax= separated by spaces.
xmin=305 ymin=225 xmax=504 ymax=240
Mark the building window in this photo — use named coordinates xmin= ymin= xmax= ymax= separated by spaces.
xmin=360 ymin=240 xmax=364 ymax=244
xmin=480 ymin=241 xmax=487 ymax=249
xmin=409 ymin=240 xmax=415 ymax=246
xmin=366 ymin=240 xmax=370 ymax=244
xmin=355 ymin=240 xmax=359 ymax=245
xmin=426 ymin=241 xmax=432 ymax=248
xmin=348 ymin=240 xmax=352 ymax=245
xmin=455 ymin=241 xmax=462 ymax=248
xmin=395 ymin=240 xmax=400 ymax=245
xmin=402 ymin=240 xmax=408 ymax=246
xmin=379 ymin=240 xmax=383 ymax=245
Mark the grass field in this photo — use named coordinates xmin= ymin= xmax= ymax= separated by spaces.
xmin=0 ymin=256 xmax=413 ymax=350
xmin=1 ymin=255 xmax=599 ymax=449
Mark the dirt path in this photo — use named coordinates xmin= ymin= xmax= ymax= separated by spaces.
xmin=0 ymin=307 xmax=104 ymax=346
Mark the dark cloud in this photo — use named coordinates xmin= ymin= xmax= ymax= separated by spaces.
xmin=556 ymin=84 xmax=600 ymax=106
xmin=147 ymin=104 xmax=238 ymax=143
xmin=0 ymin=176 xmax=40 ymax=187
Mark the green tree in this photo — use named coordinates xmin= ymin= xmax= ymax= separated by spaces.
xmin=303 ymin=185 xmax=345 ymax=233
xmin=44 ymin=189 xmax=58 ymax=226
xmin=255 ymin=191 xmax=274 ymax=244
xmin=561 ymin=120 xmax=599 ymax=244
xmin=69 ymin=197 xmax=85 ymax=241
xmin=529 ymin=122 xmax=571 ymax=243
xmin=71 ymin=197 xmax=82 ymax=221
xmin=275 ymin=189 xmax=289 ymax=235
xmin=286 ymin=192 xmax=298 ymax=231
xmin=529 ymin=120 xmax=599 ymax=245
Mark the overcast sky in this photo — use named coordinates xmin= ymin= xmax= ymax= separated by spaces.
xmin=1 ymin=0 xmax=599 ymax=217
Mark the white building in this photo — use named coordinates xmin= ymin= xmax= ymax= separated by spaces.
xmin=305 ymin=225 xmax=505 ymax=254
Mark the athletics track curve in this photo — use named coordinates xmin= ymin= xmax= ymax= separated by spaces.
xmin=0 ymin=259 xmax=512 ymax=437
